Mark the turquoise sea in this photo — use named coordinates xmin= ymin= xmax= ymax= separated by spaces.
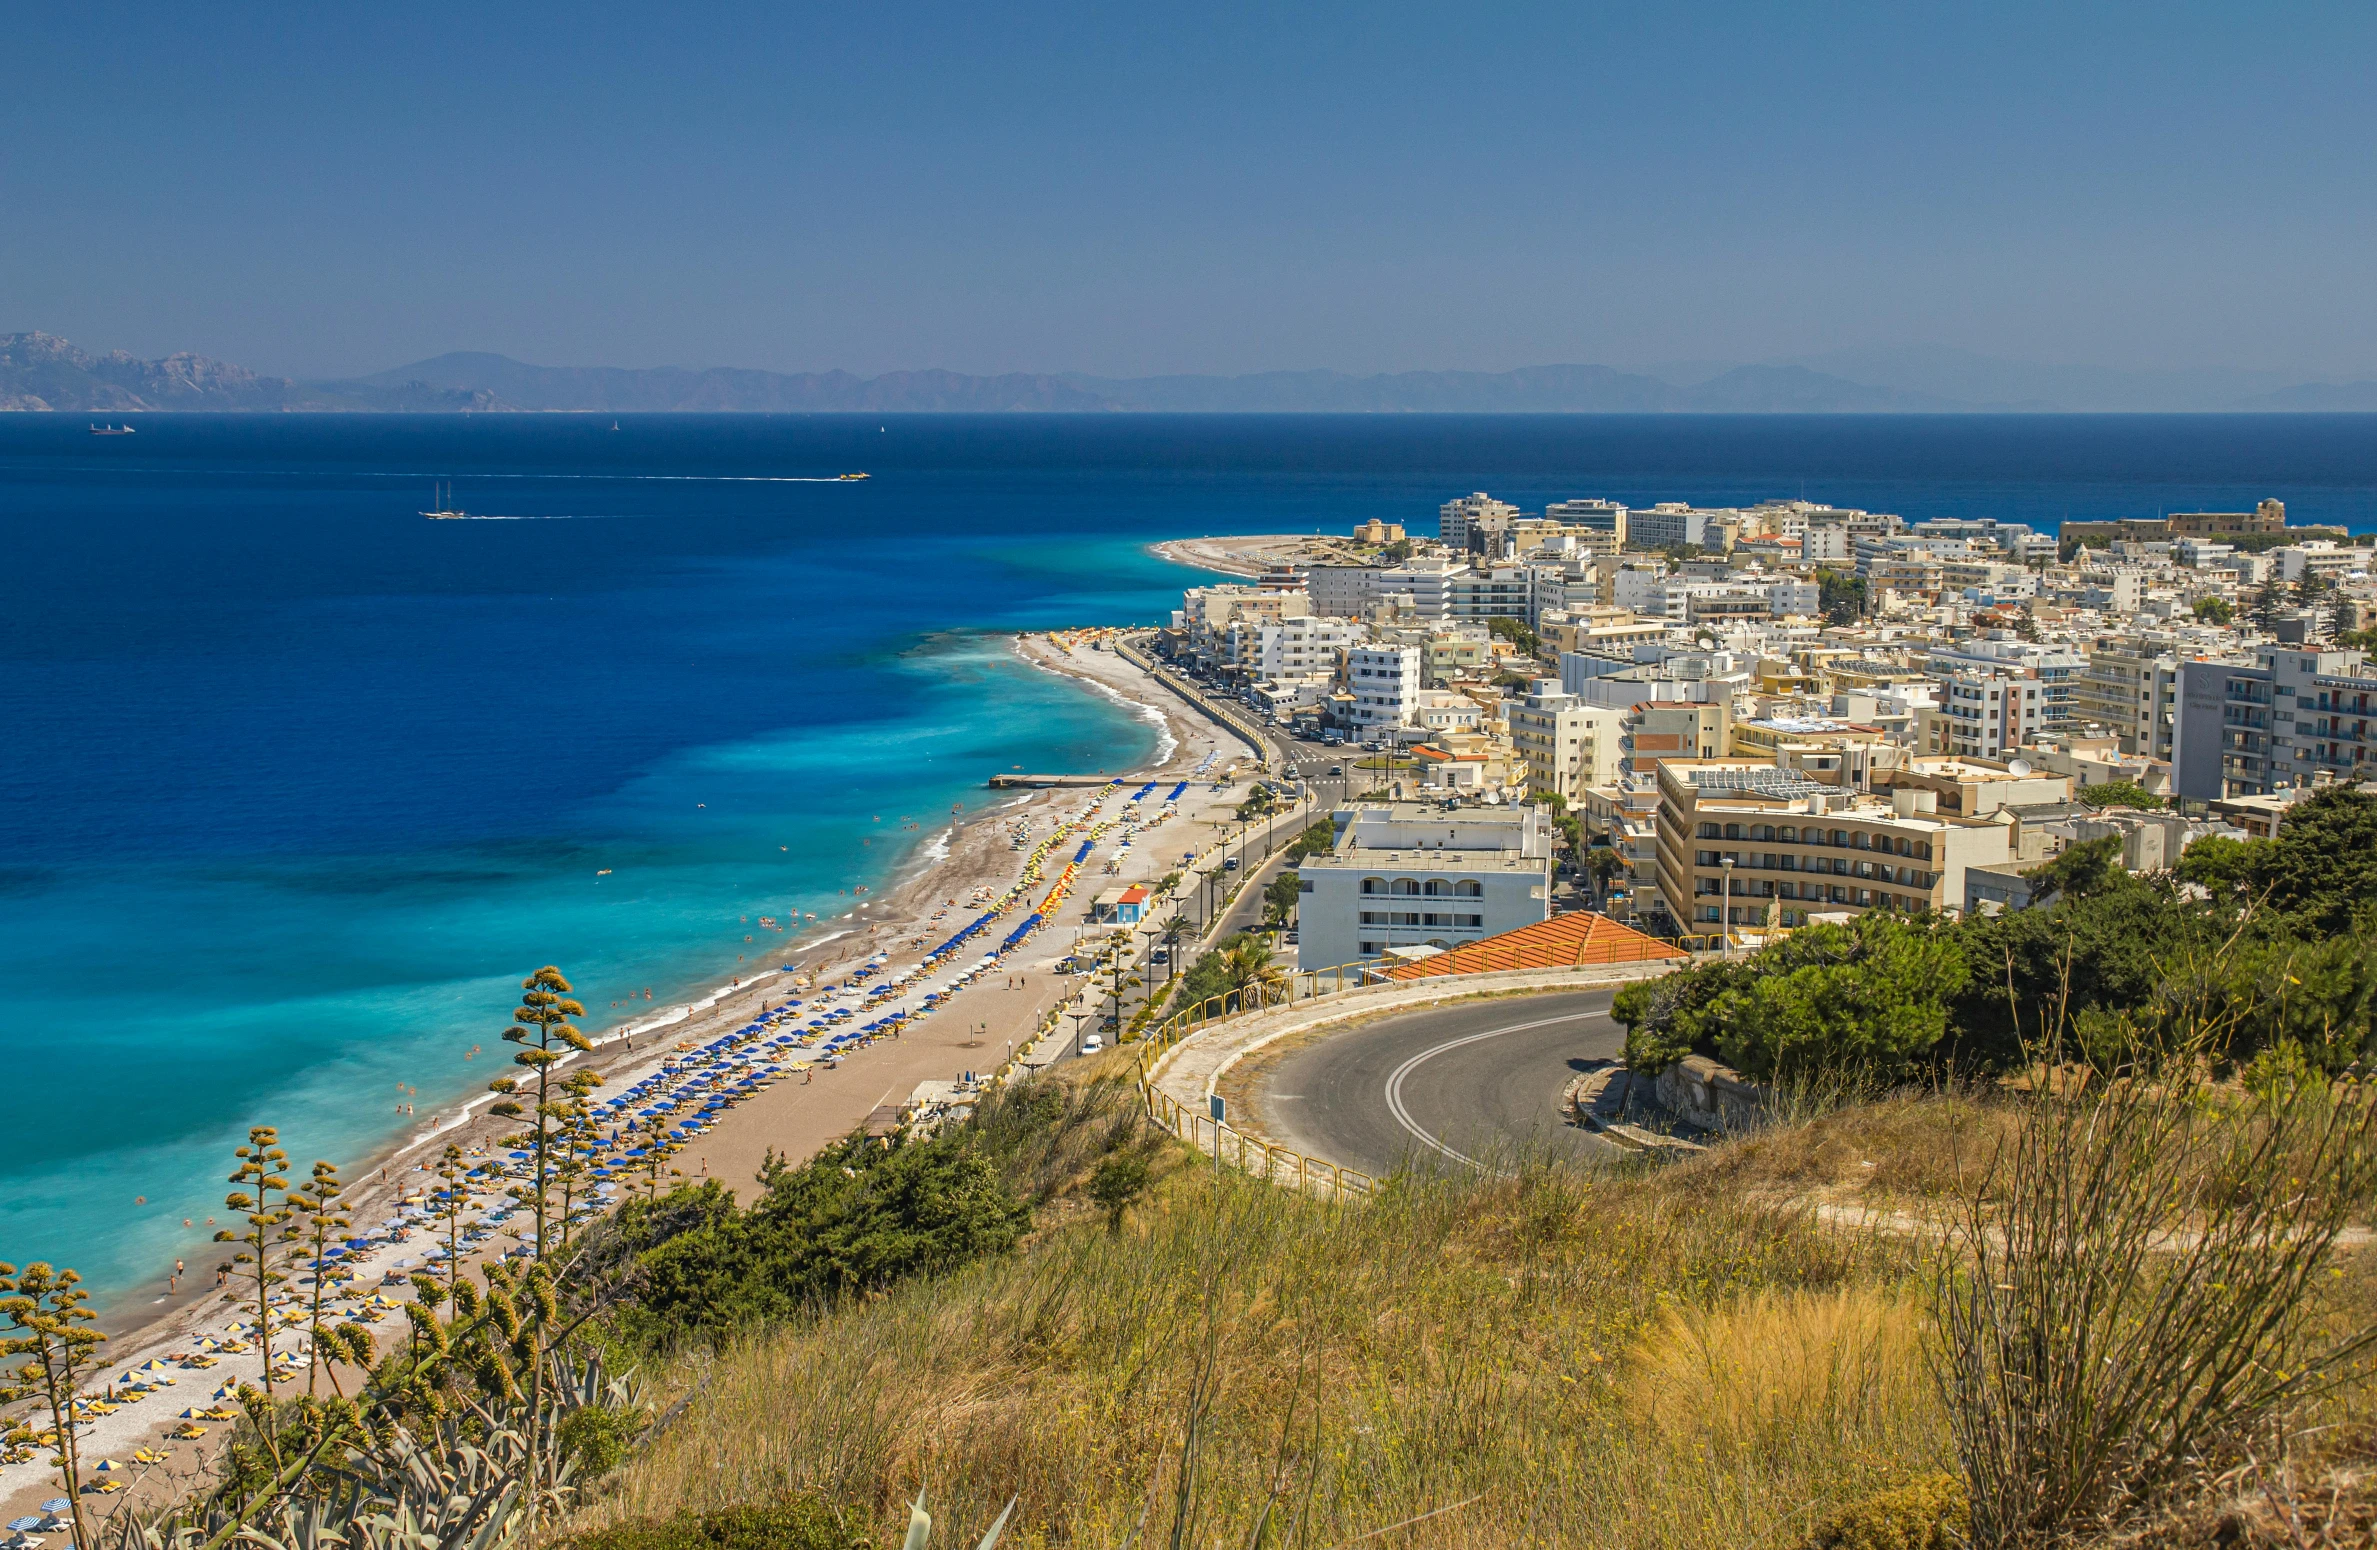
xmin=3 ymin=411 xmax=2373 ymax=1315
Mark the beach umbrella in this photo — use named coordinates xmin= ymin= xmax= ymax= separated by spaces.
xmin=37 ymin=1502 xmax=66 ymax=1515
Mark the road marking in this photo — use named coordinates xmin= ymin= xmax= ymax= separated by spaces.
xmin=1382 ymin=1009 xmax=1606 ymax=1168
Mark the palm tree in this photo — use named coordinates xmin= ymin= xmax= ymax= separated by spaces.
xmin=1221 ymin=938 xmax=1290 ymax=1009
xmin=1586 ymin=845 xmax=1624 ymax=906
xmin=1159 ymin=914 xmax=1194 ymax=986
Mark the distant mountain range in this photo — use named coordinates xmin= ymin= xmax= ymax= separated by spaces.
xmin=0 ymin=332 xmax=497 ymax=413
xmin=8 ymin=331 xmax=2376 ymax=414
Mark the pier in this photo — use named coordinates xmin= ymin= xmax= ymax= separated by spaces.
xmin=988 ymin=772 xmax=1144 ymax=789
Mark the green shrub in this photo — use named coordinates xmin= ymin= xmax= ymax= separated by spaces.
xmin=1796 ymin=1472 xmax=1968 ymax=1550
xmin=615 ymin=1129 xmax=1030 ymax=1348
xmin=558 ymin=1402 xmax=642 ymax=1483
xmin=559 ymin=1498 xmax=863 ymax=1550
xmin=1617 ymin=913 xmax=1968 ymax=1083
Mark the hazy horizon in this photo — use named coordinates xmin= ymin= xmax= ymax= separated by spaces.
xmin=9 ymin=2 xmax=2377 ymax=384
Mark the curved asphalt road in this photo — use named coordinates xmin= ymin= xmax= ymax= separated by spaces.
xmin=1256 ymin=989 xmax=1627 ymax=1177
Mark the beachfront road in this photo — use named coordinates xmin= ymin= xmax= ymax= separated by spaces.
xmin=1255 ymin=988 xmax=1627 ymax=1179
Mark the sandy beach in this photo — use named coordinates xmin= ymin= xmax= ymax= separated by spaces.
xmin=1 ymin=626 xmax=1266 ymax=1524
xmin=1150 ymin=533 xmax=1372 ymax=577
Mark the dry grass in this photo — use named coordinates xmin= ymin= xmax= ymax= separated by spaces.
xmin=560 ymin=1058 xmax=2377 ymax=1550
xmin=571 ymin=1147 xmax=1937 ymax=1548
xmin=1660 ymin=1089 xmax=2018 ymax=1209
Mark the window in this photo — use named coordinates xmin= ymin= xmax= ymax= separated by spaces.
xmin=1458 ymin=914 xmax=1482 ymax=927
xmin=1423 ymin=879 xmax=1450 ymax=897
xmin=1391 ymin=878 xmax=1420 ymax=896
xmin=1454 ymin=880 xmax=1482 ymax=897
xmin=1360 ymin=877 xmax=1385 ymax=895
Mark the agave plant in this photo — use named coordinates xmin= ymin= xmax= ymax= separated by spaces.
xmin=101 ymin=1354 xmax=645 ymax=1550
xmin=901 ymin=1491 xmax=1016 ymax=1550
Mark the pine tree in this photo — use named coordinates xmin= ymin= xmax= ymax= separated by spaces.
xmin=289 ymin=1160 xmax=349 ymax=1396
xmin=487 ymin=967 xmax=591 ymax=1263
xmin=0 ymin=1262 xmax=107 ymax=1550
xmin=218 ymin=1126 xmax=297 ymax=1402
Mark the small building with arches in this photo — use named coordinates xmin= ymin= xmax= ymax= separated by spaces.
xmin=1295 ymin=801 xmax=1556 ymax=971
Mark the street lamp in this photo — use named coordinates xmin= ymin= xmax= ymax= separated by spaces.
xmin=1719 ymin=856 xmax=1735 ymax=957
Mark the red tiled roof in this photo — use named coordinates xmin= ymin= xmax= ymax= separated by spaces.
xmin=1382 ymin=911 xmax=1687 ymax=979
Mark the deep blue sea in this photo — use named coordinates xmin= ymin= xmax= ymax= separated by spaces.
xmin=3 ymin=411 xmax=2374 ymax=1315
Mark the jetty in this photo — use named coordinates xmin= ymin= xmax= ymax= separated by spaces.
xmin=989 ymin=773 xmax=1142 ymax=789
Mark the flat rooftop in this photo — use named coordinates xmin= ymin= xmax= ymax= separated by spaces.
xmin=1304 ymin=848 xmax=1551 ymax=874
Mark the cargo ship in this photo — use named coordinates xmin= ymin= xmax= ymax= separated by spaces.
xmin=88 ymin=423 xmax=137 ymax=436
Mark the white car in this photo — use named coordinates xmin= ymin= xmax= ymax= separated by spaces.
xmin=1080 ymin=1034 xmax=1105 ymax=1054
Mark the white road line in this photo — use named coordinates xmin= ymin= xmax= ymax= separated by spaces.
xmin=1381 ymin=1009 xmax=1606 ymax=1168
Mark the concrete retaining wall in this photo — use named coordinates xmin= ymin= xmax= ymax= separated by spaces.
xmin=1650 ymin=1053 xmax=1768 ymax=1133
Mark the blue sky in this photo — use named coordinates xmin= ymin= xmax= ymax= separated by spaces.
xmin=7 ymin=2 xmax=2374 ymax=380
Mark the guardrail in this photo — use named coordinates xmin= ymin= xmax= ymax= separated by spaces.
xmin=1130 ymin=962 xmax=1391 ymax=1201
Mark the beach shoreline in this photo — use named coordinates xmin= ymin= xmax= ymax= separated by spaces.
xmin=8 ymin=623 xmax=1252 ymax=1523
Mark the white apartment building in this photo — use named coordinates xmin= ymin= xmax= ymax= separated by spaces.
xmin=1926 ymin=672 xmax=2048 ymax=759
xmin=1296 ymin=803 xmax=1555 ymax=971
xmin=1175 ymin=584 xmax=1310 ymax=669
xmin=1507 ymin=685 xmax=1627 ymax=803
xmin=1627 ymin=503 xmax=1720 ymax=551
xmin=1251 ymin=615 xmax=1364 ymax=682
xmin=2076 ymin=642 xmax=2180 ymax=758
xmin=1926 ymin=642 xmax=2086 ymax=733
xmin=2274 ymin=543 xmax=2362 ymax=584
xmin=1439 ymin=493 xmax=1520 ymax=551
xmin=1305 ymin=564 xmax=1383 ymax=618
xmin=1371 ymin=560 xmax=1461 ymax=618
xmin=1802 ymin=526 xmax=1853 ymax=564
xmin=1345 ymin=644 xmax=1422 ymax=739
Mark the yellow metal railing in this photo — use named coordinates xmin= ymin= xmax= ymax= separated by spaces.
xmin=1130 ymin=963 xmax=1389 ymax=1202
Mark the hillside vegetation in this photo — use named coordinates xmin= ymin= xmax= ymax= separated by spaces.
xmin=59 ymin=790 xmax=2377 ymax=1550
